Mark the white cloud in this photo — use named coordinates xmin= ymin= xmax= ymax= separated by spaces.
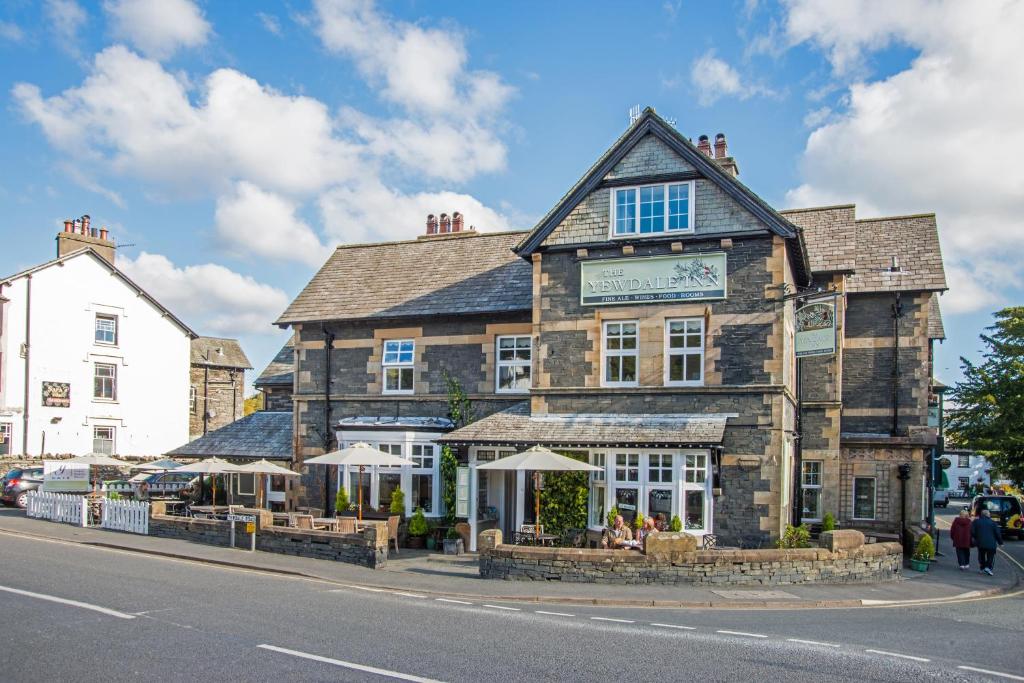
xmin=118 ymin=251 xmax=289 ymax=335
xmin=45 ymin=0 xmax=87 ymax=57
xmin=782 ymin=0 xmax=1024 ymax=314
xmin=0 ymin=21 xmax=24 ymax=42
xmin=103 ymin=0 xmax=211 ymax=60
xmin=215 ymin=182 xmax=331 ymax=267
xmin=690 ymin=51 xmax=775 ymax=106
xmin=257 ymin=12 xmax=281 ymax=36
xmin=13 ymin=46 xmax=359 ymax=197
xmin=802 ymin=106 xmax=832 ymax=128
xmin=319 ymin=178 xmax=513 ymax=245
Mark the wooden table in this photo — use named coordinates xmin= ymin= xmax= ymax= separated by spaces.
xmin=189 ymin=505 xmax=229 ymax=518
xmin=313 ymin=517 xmax=340 ymax=531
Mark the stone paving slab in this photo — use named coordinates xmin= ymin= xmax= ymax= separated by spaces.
xmin=0 ymin=510 xmax=1017 ymax=609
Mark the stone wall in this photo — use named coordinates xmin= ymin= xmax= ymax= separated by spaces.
xmin=189 ymin=365 xmax=245 ymax=440
xmin=478 ymin=529 xmax=901 ymax=585
xmin=149 ymin=514 xmax=387 ymax=568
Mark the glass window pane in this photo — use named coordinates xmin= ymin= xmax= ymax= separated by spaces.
xmin=669 ymin=355 xmax=683 ymax=382
xmin=684 ymin=355 xmax=701 ymax=382
xmin=499 ymin=337 xmax=514 ymax=349
xmin=378 ymin=473 xmax=402 ymax=511
xmin=648 ymin=489 xmax=673 ymax=526
xmin=615 ymin=189 xmax=636 ymax=234
xmin=621 ymin=356 xmax=636 ymax=382
xmin=614 ymin=488 xmax=638 ymax=524
xmin=803 ymin=488 xmax=821 ymax=520
xmin=589 ymin=486 xmax=606 ymax=527
xmin=606 ymin=356 xmax=620 ymax=383
xmin=399 ymin=368 xmax=414 ymax=391
xmin=854 ymin=478 xmax=875 ymax=519
xmin=349 ymin=471 xmax=371 ymax=509
xmin=623 ymin=323 xmax=636 ymax=335
xmin=685 ymin=490 xmax=704 ymax=530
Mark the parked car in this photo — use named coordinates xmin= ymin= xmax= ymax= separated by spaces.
xmin=933 ymin=489 xmax=950 ymax=508
xmin=103 ymin=471 xmax=196 ymax=498
xmin=1 ymin=467 xmax=45 ymax=509
xmin=970 ymin=495 xmax=1024 ymax=540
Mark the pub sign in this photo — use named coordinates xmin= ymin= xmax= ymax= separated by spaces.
xmin=42 ymin=381 xmax=71 ymax=408
xmin=795 ymin=302 xmax=837 ymax=358
xmin=580 ymin=253 xmax=727 ymax=306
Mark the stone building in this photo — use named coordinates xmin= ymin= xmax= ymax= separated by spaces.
xmin=275 ymin=109 xmax=945 ymax=546
xmin=189 ymin=337 xmax=251 ymax=440
xmin=254 ymin=335 xmax=295 ymax=412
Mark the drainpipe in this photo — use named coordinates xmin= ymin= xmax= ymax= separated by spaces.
xmin=321 ymin=324 xmax=335 ymax=513
xmin=792 ymin=354 xmax=803 ymax=527
xmin=230 ymin=369 xmax=238 ymax=420
xmin=891 ymin=293 xmax=903 ymax=436
xmin=22 ymin=276 xmax=31 ymax=456
xmin=203 ymin=363 xmax=210 ymax=435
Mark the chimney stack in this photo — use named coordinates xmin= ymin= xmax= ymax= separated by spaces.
xmin=56 ymin=212 xmax=116 ymax=266
xmin=452 ymin=211 xmax=463 ymax=232
xmin=710 ymin=132 xmax=739 ymax=177
xmin=439 ymin=213 xmax=451 ymax=233
xmin=63 ymin=220 xmax=73 ymax=233
xmin=426 ymin=214 xmax=438 ymax=235
xmin=697 ymin=135 xmax=712 ymax=157
xmin=714 ymin=133 xmax=728 ymax=159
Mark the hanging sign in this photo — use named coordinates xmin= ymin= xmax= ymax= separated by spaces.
xmin=42 ymin=381 xmax=70 ymax=408
xmin=795 ymin=301 xmax=837 ymax=357
xmin=42 ymin=460 xmax=90 ymax=492
xmin=580 ymin=253 xmax=727 ymax=306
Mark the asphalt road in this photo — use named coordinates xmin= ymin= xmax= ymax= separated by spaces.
xmin=1 ymin=527 xmax=1023 ymax=682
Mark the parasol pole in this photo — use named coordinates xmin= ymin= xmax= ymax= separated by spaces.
xmin=358 ymin=465 xmax=365 ymax=522
xmin=534 ymin=471 xmax=541 ymax=543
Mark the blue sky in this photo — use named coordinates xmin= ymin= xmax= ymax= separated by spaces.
xmin=2 ymin=0 xmax=1022 ymax=390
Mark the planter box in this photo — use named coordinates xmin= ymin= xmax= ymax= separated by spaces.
xmin=443 ymin=538 xmax=465 ymax=555
xmin=909 ymin=558 xmax=930 ymax=572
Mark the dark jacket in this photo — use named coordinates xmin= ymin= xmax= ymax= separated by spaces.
xmin=950 ymin=516 xmax=972 ymax=548
xmin=971 ymin=516 xmax=1004 ymax=550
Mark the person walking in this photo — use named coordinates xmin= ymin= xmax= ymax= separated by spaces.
xmin=971 ymin=508 xmax=1004 ymax=575
xmin=949 ymin=509 xmax=973 ymax=570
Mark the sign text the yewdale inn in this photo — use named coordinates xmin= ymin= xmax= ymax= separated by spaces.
xmin=580 ymin=253 xmax=727 ymax=306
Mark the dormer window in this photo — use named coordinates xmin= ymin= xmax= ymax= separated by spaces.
xmin=611 ymin=181 xmax=694 ymax=237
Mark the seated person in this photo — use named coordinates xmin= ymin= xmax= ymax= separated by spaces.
xmin=602 ymin=515 xmax=634 ymax=548
xmin=636 ymin=516 xmax=658 ymax=545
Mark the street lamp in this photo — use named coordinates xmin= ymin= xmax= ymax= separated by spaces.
xmin=897 ymin=463 xmax=912 ymax=551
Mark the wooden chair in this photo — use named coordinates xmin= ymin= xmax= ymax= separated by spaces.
xmin=297 ymin=506 xmax=324 ymax=519
xmin=294 ymin=514 xmax=316 ymax=530
xmin=386 ymin=515 xmax=400 ymax=556
xmin=337 ymin=517 xmax=356 ymax=534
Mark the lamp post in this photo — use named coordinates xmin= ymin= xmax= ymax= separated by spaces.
xmin=897 ymin=463 xmax=912 ymax=552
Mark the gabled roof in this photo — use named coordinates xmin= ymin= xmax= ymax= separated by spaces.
xmin=513 ymin=108 xmax=810 ymax=284
xmin=255 ymin=334 xmax=295 ymax=387
xmin=166 ymin=411 xmax=293 ymax=461
xmin=191 ymin=337 xmax=251 ymax=369
xmin=1 ymin=247 xmax=196 ymax=337
xmin=276 ymin=231 xmax=532 ymax=325
xmin=779 ymin=205 xmax=857 ymax=274
xmin=928 ymin=294 xmax=946 ymax=340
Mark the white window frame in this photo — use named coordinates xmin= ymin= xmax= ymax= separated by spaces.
xmin=236 ymin=472 xmax=256 ymax=496
xmin=0 ymin=422 xmax=12 ymax=456
xmin=92 ymin=426 xmax=115 ymax=455
xmin=681 ymin=451 xmax=711 ymax=534
xmin=94 ymin=314 xmax=118 ymax=346
xmin=609 ymin=180 xmax=695 ymax=238
xmin=495 ymin=335 xmax=532 ymax=394
xmin=664 ymin=318 xmax=705 ymax=387
xmin=382 ymin=340 xmax=415 ymax=395
xmin=189 ymin=386 xmax=197 ymax=414
xmin=94 ymin=362 xmax=117 ymax=401
xmin=602 ymin=320 xmax=639 ymax=387
xmin=958 ymin=454 xmax=970 ymax=468
xmin=852 ymin=477 xmax=877 ymax=521
xmin=801 ymin=460 xmax=823 ymax=522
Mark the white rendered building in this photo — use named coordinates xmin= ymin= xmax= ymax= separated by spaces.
xmin=0 ymin=217 xmax=194 ymax=458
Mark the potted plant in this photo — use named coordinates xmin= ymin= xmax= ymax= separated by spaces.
xmin=669 ymin=515 xmax=683 ymax=532
xmin=443 ymin=526 xmax=464 ymax=555
xmin=606 ymin=505 xmax=619 ymax=528
xmin=425 ymin=521 xmax=438 ymax=551
xmin=335 ymin=486 xmax=350 ymax=516
xmin=909 ymin=534 xmax=934 ymax=572
xmin=822 ymin=512 xmax=837 ymax=532
xmin=389 ymin=486 xmax=405 ymax=517
xmin=407 ymin=507 xmax=428 ymax=549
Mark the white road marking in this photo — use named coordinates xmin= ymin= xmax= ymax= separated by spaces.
xmin=865 ymin=649 xmax=929 ymax=662
xmin=0 ymin=584 xmax=135 ymax=620
xmin=395 ymin=592 xmax=427 ymax=599
xmin=435 ymin=598 xmax=472 ymax=605
xmin=590 ymin=617 xmax=634 ymax=624
xmin=650 ymin=623 xmax=697 ymax=631
xmin=482 ymin=604 xmax=520 ymax=611
xmin=536 ymin=611 xmax=575 ymax=617
xmin=787 ymin=638 xmax=840 ymax=648
xmin=957 ymin=665 xmax=1024 ymax=681
xmin=331 ymin=585 xmax=386 ymax=593
xmin=717 ymin=630 xmax=768 ymax=638
xmin=258 ymin=644 xmax=445 ymax=683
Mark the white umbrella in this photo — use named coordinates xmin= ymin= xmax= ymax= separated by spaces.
xmin=237 ymin=460 xmax=299 ymax=509
xmin=65 ymin=453 xmax=131 ymax=494
xmin=305 ymin=443 xmax=415 ymax=520
xmin=477 ymin=446 xmax=600 ymax=541
xmin=130 ymin=458 xmax=183 ymax=472
xmin=173 ymin=458 xmax=243 ymax=505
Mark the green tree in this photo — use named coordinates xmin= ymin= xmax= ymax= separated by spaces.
xmin=243 ymin=392 xmax=263 ymax=415
xmin=947 ymin=307 xmax=1024 ymax=485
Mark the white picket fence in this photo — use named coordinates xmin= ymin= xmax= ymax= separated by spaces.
xmin=25 ymin=491 xmax=87 ymax=526
xmin=101 ymin=499 xmax=150 ymax=535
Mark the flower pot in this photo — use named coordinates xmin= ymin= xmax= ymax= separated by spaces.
xmin=443 ymin=538 xmax=464 ymax=555
xmin=425 ymin=536 xmax=436 ymax=551
xmin=909 ymin=557 xmax=930 ymax=572
xmin=407 ymin=536 xmax=424 ymax=550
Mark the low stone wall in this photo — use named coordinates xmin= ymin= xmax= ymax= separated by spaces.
xmin=149 ymin=514 xmax=387 ymax=568
xmin=478 ymin=529 xmax=902 ymax=585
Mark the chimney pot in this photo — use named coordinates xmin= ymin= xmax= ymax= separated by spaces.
xmin=73 ymin=218 xmax=82 ymax=234
xmin=82 ymin=215 xmax=91 ymax=233
xmin=452 ymin=211 xmax=463 ymax=232
xmin=697 ymin=135 xmax=712 ymax=157
xmin=714 ymin=133 xmax=728 ymax=159
xmin=63 ymin=220 xmax=73 ymax=233
xmin=439 ymin=213 xmax=451 ymax=233
xmin=99 ymin=227 xmax=109 ymax=240
xmin=426 ymin=214 xmax=438 ymax=235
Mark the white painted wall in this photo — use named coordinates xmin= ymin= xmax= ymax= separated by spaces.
xmin=945 ymin=452 xmax=992 ymax=493
xmin=0 ymin=253 xmax=191 ymax=457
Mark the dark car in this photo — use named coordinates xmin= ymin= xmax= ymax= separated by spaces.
xmin=1 ymin=467 xmax=45 ymax=509
xmin=971 ymin=495 xmax=1024 ymax=540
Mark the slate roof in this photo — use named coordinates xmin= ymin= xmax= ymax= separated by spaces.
xmin=928 ymin=294 xmax=946 ymax=340
xmin=438 ymin=402 xmax=730 ymax=447
xmin=255 ymin=335 xmax=295 ymax=387
xmin=276 ymin=231 xmax=532 ymax=324
xmin=782 ymin=207 xmax=947 ymax=293
xmin=191 ymin=337 xmax=251 ymax=369
xmin=166 ymin=411 xmax=293 ymax=461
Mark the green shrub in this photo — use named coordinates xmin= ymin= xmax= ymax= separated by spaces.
xmin=775 ymin=524 xmax=812 ymax=549
xmin=606 ymin=505 xmax=619 ymax=528
xmin=633 ymin=511 xmax=645 ymax=531
xmin=440 ymin=445 xmax=458 ymax=527
xmin=445 ymin=526 xmax=461 ymax=540
xmin=408 ymin=508 xmax=429 ymax=536
xmin=107 ymin=491 xmax=123 ymax=501
xmin=822 ymin=512 xmax=836 ymax=532
xmin=669 ymin=515 xmax=683 ymax=532
xmin=389 ymin=486 xmax=405 ymax=515
xmin=334 ymin=485 xmax=350 ymax=514
xmin=913 ymin=533 xmax=935 ymax=561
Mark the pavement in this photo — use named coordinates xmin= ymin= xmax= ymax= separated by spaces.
xmin=1 ymin=507 xmax=1020 ymax=610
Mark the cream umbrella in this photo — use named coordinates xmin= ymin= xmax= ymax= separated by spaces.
xmin=305 ymin=443 xmax=415 ymax=521
xmin=236 ymin=460 xmax=299 ymax=509
xmin=477 ymin=446 xmax=601 ymax=542
xmin=130 ymin=458 xmax=183 ymax=472
xmin=65 ymin=453 xmax=132 ymax=494
xmin=173 ymin=458 xmax=243 ymax=506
